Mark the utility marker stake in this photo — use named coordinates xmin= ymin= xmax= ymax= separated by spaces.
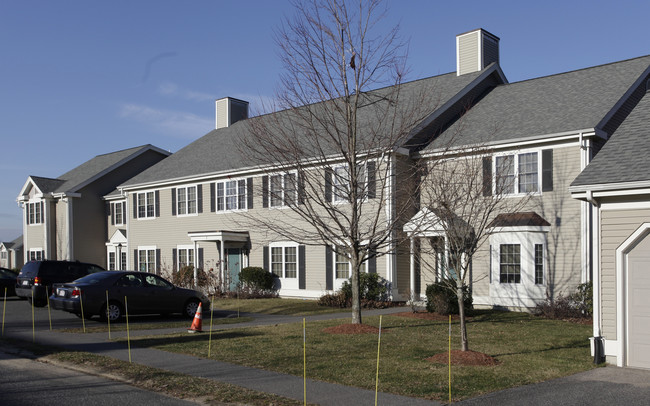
xmin=31 ymin=290 xmax=35 ymax=342
xmin=208 ymin=295 xmax=214 ymax=357
xmin=2 ymin=287 xmax=6 ymax=336
xmin=303 ymin=317 xmax=306 ymax=406
xmin=46 ymin=286 xmax=52 ymax=330
xmin=79 ymin=289 xmax=86 ymax=333
xmin=106 ymin=290 xmax=111 ymax=339
xmin=449 ymin=314 xmax=452 ymax=404
xmin=375 ymin=315 xmax=382 ymax=406
xmin=125 ymin=296 xmax=132 ymax=363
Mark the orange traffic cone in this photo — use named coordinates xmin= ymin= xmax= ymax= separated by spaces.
xmin=187 ymin=302 xmax=203 ymax=333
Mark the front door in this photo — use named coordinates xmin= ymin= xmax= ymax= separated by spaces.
xmin=227 ymin=248 xmax=242 ymax=291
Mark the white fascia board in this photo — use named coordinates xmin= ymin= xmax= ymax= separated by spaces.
xmin=488 ymin=225 xmax=551 ymax=234
xmin=569 ymin=181 xmax=650 ymax=195
xmin=17 ymin=177 xmax=41 ymax=201
xmin=416 ymin=130 xmax=590 ymax=159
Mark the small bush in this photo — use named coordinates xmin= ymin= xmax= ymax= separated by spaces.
xmin=170 ymin=266 xmax=209 ymax=289
xmin=317 ymin=291 xmax=349 ymax=308
xmin=318 ymin=273 xmax=392 ymax=308
xmin=240 ymin=267 xmax=276 ymax=291
xmin=535 ymin=282 xmax=593 ymax=319
xmin=425 ymin=280 xmax=472 ymax=315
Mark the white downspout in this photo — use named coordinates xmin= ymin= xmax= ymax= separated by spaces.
xmin=586 ymin=190 xmax=602 ymax=355
xmin=409 ymin=237 xmax=416 ymax=301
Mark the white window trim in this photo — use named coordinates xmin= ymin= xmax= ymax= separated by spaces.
xmin=136 ymin=191 xmax=156 ymax=220
xmin=269 ymin=241 xmax=300 ymax=290
xmin=268 ymin=172 xmax=297 ymax=209
xmin=27 ymin=200 xmax=43 ymax=225
xmin=138 ymin=246 xmax=157 ymax=273
xmin=215 ymin=178 xmax=248 ymax=213
xmin=176 ymin=244 xmax=196 ymax=269
xmin=111 ymin=201 xmax=126 ymax=225
xmin=176 ymin=185 xmax=199 ymax=217
xmin=331 ymin=161 xmax=372 ymax=203
xmin=29 ymin=248 xmax=44 ymax=261
xmin=331 ymin=243 xmax=368 ymax=291
xmin=492 ymin=148 xmax=542 ymax=197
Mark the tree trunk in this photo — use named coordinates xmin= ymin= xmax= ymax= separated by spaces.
xmin=457 ymin=286 xmax=468 ymax=351
xmin=351 ymin=258 xmax=362 ymax=324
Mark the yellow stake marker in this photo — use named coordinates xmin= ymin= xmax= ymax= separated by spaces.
xmin=79 ymin=289 xmax=86 ymax=333
xmin=208 ymin=296 xmax=214 ymax=357
xmin=449 ymin=314 xmax=452 ymax=404
xmin=303 ymin=317 xmax=306 ymax=406
xmin=2 ymin=287 xmax=7 ymax=336
xmin=31 ymin=290 xmax=35 ymax=342
xmin=375 ymin=315 xmax=382 ymax=406
xmin=46 ymin=286 xmax=52 ymax=331
xmin=125 ymin=296 xmax=132 ymax=363
xmin=106 ymin=290 xmax=111 ymax=339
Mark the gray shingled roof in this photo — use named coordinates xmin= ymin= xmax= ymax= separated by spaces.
xmin=424 ymin=55 xmax=650 ymax=151
xmin=30 ymin=145 xmax=166 ymax=194
xmin=571 ymin=92 xmax=650 ymax=188
xmin=121 ymin=68 xmax=495 ymax=187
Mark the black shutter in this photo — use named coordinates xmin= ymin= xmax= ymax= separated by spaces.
xmin=299 ymin=245 xmax=306 ymax=289
xmin=107 ymin=202 xmax=113 ymax=226
xmin=325 ymin=168 xmax=332 ymax=202
xmin=122 ymin=202 xmax=126 ymax=221
xmin=40 ymin=202 xmax=44 ymax=223
xmin=367 ymin=161 xmax=376 ymax=199
xmin=155 ymin=191 xmax=160 ymax=217
xmin=298 ymin=170 xmax=305 ymax=205
xmin=172 ymin=249 xmax=177 ymax=272
xmin=156 ymin=249 xmax=161 ymax=274
xmin=325 ymin=245 xmax=333 ymax=290
xmin=482 ymin=156 xmax=492 ymax=197
xmin=542 ymin=149 xmax=553 ymax=192
xmin=198 ymin=248 xmax=204 ymax=270
xmin=133 ymin=249 xmax=138 ymax=271
xmin=133 ymin=194 xmax=137 ymax=218
xmin=262 ymin=176 xmax=269 ymax=208
xmin=247 ymin=178 xmax=254 ymax=209
xmin=210 ymin=183 xmax=216 ymax=212
xmin=171 ymin=188 xmax=177 ymax=216
xmin=368 ymin=247 xmax=377 ymax=274
xmin=197 ymin=184 xmax=203 ymax=213
xmin=263 ymin=246 xmax=269 ymax=272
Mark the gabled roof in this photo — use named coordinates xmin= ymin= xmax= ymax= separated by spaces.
xmin=19 ymin=145 xmax=170 ymax=197
xmin=423 ymin=55 xmax=650 ymax=152
xmin=570 ymin=91 xmax=650 ymax=191
xmin=1 ymin=235 xmax=23 ymax=251
xmin=121 ymin=66 xmax=505 ymax=188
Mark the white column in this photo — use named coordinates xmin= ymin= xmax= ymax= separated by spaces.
xmin=193 ymin=240 xmax=198 ymax=287
xmin=409 ymin=237 xmax=416 ymax=302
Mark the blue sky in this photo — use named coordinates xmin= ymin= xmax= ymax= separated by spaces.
xmin=1 ymin=0 xmax=649 ymax=242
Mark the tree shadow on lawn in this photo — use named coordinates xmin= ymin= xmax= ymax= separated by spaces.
xmin=129 ymin=330 xmax=265 ymax=348
xmin=490 ymin=337 xmax=589 ymax=358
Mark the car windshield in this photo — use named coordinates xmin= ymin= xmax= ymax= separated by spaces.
xmin=0 ymin=269 xmax=15 ymax=278
xmin=73 ymin=272 xmax=117 ymax=285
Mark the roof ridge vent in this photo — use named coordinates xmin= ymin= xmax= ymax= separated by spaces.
xmin=215 ymin=97 xmax=249 ymax=129
xmin=456 ymin=28 xmax=500 ymax=76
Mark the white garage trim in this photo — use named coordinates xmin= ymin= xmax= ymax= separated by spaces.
xmin=615 ymin=222 xmax=650 ymax=367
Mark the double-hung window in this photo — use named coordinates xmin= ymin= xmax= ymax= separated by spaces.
xmin=494 ymin=151 xmax=540 ymax=195
xmin=271 ymin=245 xmax=297 ymax=279
xmin=177 ymin=186 xmax=197 ymax=215
xmin=137 ymin=192 xmax=156 ymax=218
xmin=29 ymin=249 xmax=43 ymax=261
xmin=177 ymin=247 xmax=195 ymax=269
xmin=499 ymin=244 xmax=521 ymax=283
xmin=111 ymin=202 xmax=126 ymax=225
xmin=216 ymin=179 xmax=247 ymax=211
xmin=27 ymin=202 xmax=43 ymax=225
xmin=330 ymin=161 xmax=374 ymax=202
xmin=269 ymin=173 xmax=297 ymax=207
xmin=138 ymin=248 xmax=156 ymax=273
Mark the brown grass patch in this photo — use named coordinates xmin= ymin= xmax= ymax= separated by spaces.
xmin=427 ymin=350 xmax=499 ymax=366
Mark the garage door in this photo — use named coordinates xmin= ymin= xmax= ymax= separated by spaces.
xmin=628 ymin=234 xmax=650 ymax=369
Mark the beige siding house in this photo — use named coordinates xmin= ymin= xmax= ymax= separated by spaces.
xmin=0 ymin=235 xmax=23 ymax=270
xmin=571 ymin=88 xmax=650 ymax=368
xmin=16 ymin=145 xmax=170 ymax=266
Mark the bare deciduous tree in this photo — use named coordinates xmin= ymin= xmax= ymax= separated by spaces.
xmin=240 ymin=0 xmax=434 ymax=324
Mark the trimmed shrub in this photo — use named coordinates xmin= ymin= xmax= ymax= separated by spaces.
xmin=317 ymin=291 xmax=349 ymax=308
xmin=239 ymin=267 xmax=277 ymax=292
xmin=340 ymin=272 xmax=389 ymax=302
xmin=425 ymin=280 xmax=472 ymax=315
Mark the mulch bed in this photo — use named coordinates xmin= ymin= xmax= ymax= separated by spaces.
xmin=427 ymin=350 xmax=500 ymax=366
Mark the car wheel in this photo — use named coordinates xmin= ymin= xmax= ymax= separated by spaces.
xmin=183 ymin=299 xmax=200 ymax=319
xmin=100 ymin=301 xmax=123 ymax=323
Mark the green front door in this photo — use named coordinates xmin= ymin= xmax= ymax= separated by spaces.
xmin=227 ymin=249 xmax=241 ymax=291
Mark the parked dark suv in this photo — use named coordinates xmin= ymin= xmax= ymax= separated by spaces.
xmin=16 ymin=261 xmax=105 ymax=307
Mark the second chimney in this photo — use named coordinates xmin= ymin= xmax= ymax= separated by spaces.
xmin=456 ymin=28 xmax=499 ymax=76
xmin=215 ymin=97 xmax=249 ymax=129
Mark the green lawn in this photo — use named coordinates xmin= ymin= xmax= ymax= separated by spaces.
xmin=127 ymin=310 xmax=596 ymax=401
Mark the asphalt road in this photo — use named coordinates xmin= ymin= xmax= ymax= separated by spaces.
xmin=0 ymin=350 xmax=197 ymax=405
